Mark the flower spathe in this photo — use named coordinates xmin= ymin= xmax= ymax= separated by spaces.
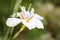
xmin=6 ymin=6 xmax=44 ymax=30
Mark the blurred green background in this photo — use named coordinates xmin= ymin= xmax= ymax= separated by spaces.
xmin=0 ymin=0 xmax=60 ymax=40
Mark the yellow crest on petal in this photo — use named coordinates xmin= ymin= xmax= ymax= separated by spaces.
xmin=26 ymin=19 xmax=29 ymax=23
xmin=20 ymin=13 xmax=24 ymax=19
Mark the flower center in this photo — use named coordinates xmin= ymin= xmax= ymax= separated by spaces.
xmin=26 ymin=19 xmax=29 ymax=23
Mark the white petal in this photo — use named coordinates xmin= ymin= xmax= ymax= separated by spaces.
xmin=34 ymin=14 xmax=43 ymax=20
xmin=30 ymin=8 xmax=34 ymax=14
xmin=30 ymin=18 xmax=44 ymax=29
xmin=22 ymin=18 xmax=44 ymax=30
xmin=28 ymin=8 xmax=34 ymax=17
xmin=33 ymin=19 xmax=44 ymax=29
xmin=17 ymin=12 xmax=21 ymax=18
xmin=22 ymin=19 xmax=36 ymax=30
xmin=20 ymin=6 xmax=27 ymax=16
xmin=6 ymin=18 xmax=21 ymax=27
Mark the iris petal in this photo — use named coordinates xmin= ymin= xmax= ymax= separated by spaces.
xmin=29 ymin=8 xmax=34 ymax=17
xmin=34 ymin=14 xmax=43 ymax=20
xmin=22 ymin=18 xmax=44 ymax=30
xmin=6 ymin=18 xmax=21 ymax=27
xmin=20 ymin=6 xmax=27 ymax=17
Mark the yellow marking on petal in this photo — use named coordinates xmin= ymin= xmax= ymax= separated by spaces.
xmin=28 ymin=15 xmax=34 ymax=20
xmin=26 ymin=19 xmax=29 ymax=23
xmin=20 ymin=13 xmax=24 ymax=19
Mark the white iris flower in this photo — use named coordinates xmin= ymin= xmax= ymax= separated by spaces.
xmin=6 ymin=6 xmax=44 ymax=30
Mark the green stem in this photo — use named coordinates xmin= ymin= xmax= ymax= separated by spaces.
xmin=28 ymin=3 xmax=32 ymax=11
xmin=12 ymin=25 xmax=26 ymax=40
xmin=9 ymin=0 xmax=22 ymax=39
xmin=13 ymin=0 xmax=22 ymax=13
xmin=9 ymin=27 xmax=14 ymax=40
xmin=4 ymin=27 xmax=10 ymax=40
xmin=5 ymin=0 xmax=22 ymax=40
